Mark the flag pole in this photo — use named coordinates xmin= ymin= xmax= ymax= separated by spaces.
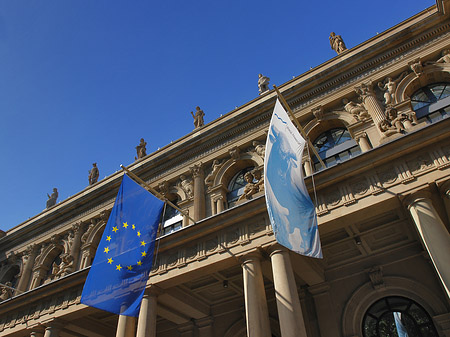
xmin=273 ymin=85 xmax=326 ymax=168
xmin=120 ymin=165 xmax=196 ymax=224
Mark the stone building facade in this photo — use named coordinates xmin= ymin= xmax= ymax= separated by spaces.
xmin=1 ymin=1 xmax=450 ymax=336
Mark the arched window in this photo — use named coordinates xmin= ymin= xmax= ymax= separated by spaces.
xmin=227 ymin=167 xmax=255 ymax=208
xmin=362 ymin=296 xmax=438 ymax=337
xmin=312 ymin=128 xmax=361 ymax=171
xmin=161 ymin=201 xmax=183 ymax=236
xmin=411 ymin=82 xmax=450 ymax=123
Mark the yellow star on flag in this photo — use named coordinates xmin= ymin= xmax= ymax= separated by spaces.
xmin=140 ymin=240 xmax=146 ymax=247
xmin=141 ymin=251 xmax=147 ymax=257
xmin=116 ymin=264 xmax=122 ymax=271
xmin=112 ymin=226 xmax=119 ymax=233
xmin=104 ymin=247 xmax=110 ymax=254
xmin=137 ymin=231 xmax=141 ymax=237
xmin=107 ymin=258 xmax=113 ymax=264
xmin=127 ymin=265 xmax=133 ymax=271
xmin=106 ymin=235 xmax=111 ymax=242
xmin=132 ymin=224 xmax=136 ymax=230
xmin=123 ymin=222 xmax=128 ymax=228
xmin=137 ymin=260 xmax=142 ymax=266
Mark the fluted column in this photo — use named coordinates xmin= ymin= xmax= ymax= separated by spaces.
xmin=355 ymin=132 xmax=371 ymax=152
xmin=241 ymin=252 xmax=271 ymax=337
xmin=116 ymin=315 xmax=136 ymax=337
xmin=355 ymin=81 xmax=387 ymax=136
xmin=216 ymin=196 xmax=224 ymax=213
xmin=269 ymin=246 xmax=307 ymax=337
xmin=136 ymin=286 xmax=161 ymax=337
xmin=16 ymin=244 xmax=39 ymax=294
xmin=309 ymin=283 xmax=340 ymax=337
xmin=190 ymin=163 xmax=205 ymax=221
xmin=405 ymin=191 xmax=450 ymax=298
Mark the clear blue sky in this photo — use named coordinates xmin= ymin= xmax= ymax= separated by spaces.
xmin=0 ymin=0 xmax=433 ymax=232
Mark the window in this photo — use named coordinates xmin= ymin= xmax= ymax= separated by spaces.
xmin=161 ymin=203 xmax=182 ymax=235
xmin=411 ymin=82 xmax=450 ymax=124
xmin=312 ymin=128 xmax=361 ymax=171
xmin=227 ymin=167 xmax=255 ymax=208
xmin=362 ymin=296 xmax=438 ymax=337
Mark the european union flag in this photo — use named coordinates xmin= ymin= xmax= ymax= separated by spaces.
xmin=81 ymin=174 xmax=164 ymax=317
xmin=264 ymin=99 xmax=322 ymax=258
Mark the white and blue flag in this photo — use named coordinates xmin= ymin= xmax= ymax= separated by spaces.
xmin=394 ymin=312 xmax=409 ymax=337
xmin=264 ymin=99 xmax=322 ymax=258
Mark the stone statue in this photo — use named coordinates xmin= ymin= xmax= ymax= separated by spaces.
xmin=238 ymin=172 xmax=258 ymax=201
xmin=385 ymin=107 xmax=406 ymax=133
xmin=135 ymin=138 xmax=147 ymax=160
xmin=377 ymin=72 xmax=407 ymax=105
xmin=258 ymin=74 xmax=270 ymax=95
xmin=329 ymin=32 xmax=347 ymax=54
xmin=425 ymin=49 xmax=450 ymax=65
xmin=46 ymin=188 xmax=58 ymax=209
xmin=342 ymin=98 xmax=370 ymax=120
xmin=190 ymin=106 xmax=205 ymax=129
xmin=56 ymin=254 xmax=74 ymax=277
xmin=0 ymin=282 xmax=13 ymax=301
xmin=252 ymin=168 xmax=264 ymax=192
xmin=179 ymin=175 xmax=194 ymax=198
xmin=205 ymin=160 xmax=222 ymax=187
xmin=88 ymin=163 xmax=99 ymax=185
xmin=378 ymin=119 xmax=396 ymax=133
xmin=409 ymin=59 xmax=423 ymax=76
xmin=253 ymin=141 xmax=266 ymax=158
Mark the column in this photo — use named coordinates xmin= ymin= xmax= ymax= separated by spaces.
xmin=196 ymin=316 xmax=214 ymax=337
xmin=43 ymin=321 xmax=62 ymax=337
xmin=116 ymin=315 xmax=136 ymax=337
xmin=136 ymin=286 xmax=160 ymax=337
xmin=190 ymin=163 xmax=205 ymax=221
xmin=355 ymin=81 xmax=387 ymax=137
xmin=405 ymin=191 xmax=450 ymax=298
xmin=216 ymin=196 xmax=224 ymax=213
xmin=30 ymin=326 xmax=45 ymax=337
xmin=440 ymin=181 xmax=450 ymax=224
xmin=308 ymin=283 xmax=340 ymax=337
xmin=303 ymin=156 xmax=313 ymax=176
xmin=16 ymin=244 xmax=39 ymax=294
xmin=355 ymin=132 xmax=371 ymax=152
xmin=241 ymin=252 xmax=271 ymax=337
xmin=269 ymin=247 xmax=307 ymax=337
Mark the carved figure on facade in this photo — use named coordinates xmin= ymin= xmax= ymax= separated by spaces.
xmin=252 ymin=141 xmax=266 ymax=159
xmin=238 ymin=172 xmax=258 ymax=201
xmin=190 ymin=106 xmax=205 ymax=129
xmin=205 ymin=160 xmax=223 ymax=187
xmin=81 ymin=219 xmax=96 ymax=244
xmin=329 ymin=32 xmax=347 ymax=54
xmin=0 ymin=282 xmax=13 ymax=301
xmin=56 ymin=253 xmax=74 ymax=277
xmin=135 ymin=138 xmax=147 ymax=160
xmin=408 ymin=59 xmax=423 ymax=76
xmin=385 ymin=107 xmax=406 ymax=133
xmin=425 ymin=49 xmax=450 ymax=65
xmin=158 ymin=181 xmax=170 ymax=196
xmin=88 ymin=163 xmax=99 ymax=185
xmin=229 ymin=146 xmax=240 ymax=160
xmin=377 ymin=72 xmax=407 ymax=105
xmin=312 ymin=106 xmax=324 ymax=122
xmin=342 ymin=98 xmax=370 ymax=121
xmin=258 ymin=74 xmax=270 ymax=95
xmin=46 ymin=188 xmax=58 ymax=209
xmin=179 ymin=175 xmax=194 ymax=198
xmin=252 ymin=168 xmax=264 ymax=192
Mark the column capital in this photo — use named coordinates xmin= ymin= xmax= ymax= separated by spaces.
xmin=354 ymin=80 xmax=374 ymax=100
xmin=190 ymin=162 xmax=204 ymax=178
xmin=438 ymin=179 xmax=450 ymax=199
xmin=402 ymin=189 xmax=433 ymax=209
xmin=144 ymin=284 xmax=163 ymax=297
xmin=267 ymin=243 xmax=289 ymax=257
xmin=240 ymin=250 xmax=265 ymax=265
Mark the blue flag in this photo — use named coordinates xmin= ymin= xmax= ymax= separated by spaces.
xmin=394 ymin=312 xmax=409 ymax=337
xmin=81 ymin=174 xmax=164 ymax=317
xmin=264 ymin=99 xmax=322 ymax=258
